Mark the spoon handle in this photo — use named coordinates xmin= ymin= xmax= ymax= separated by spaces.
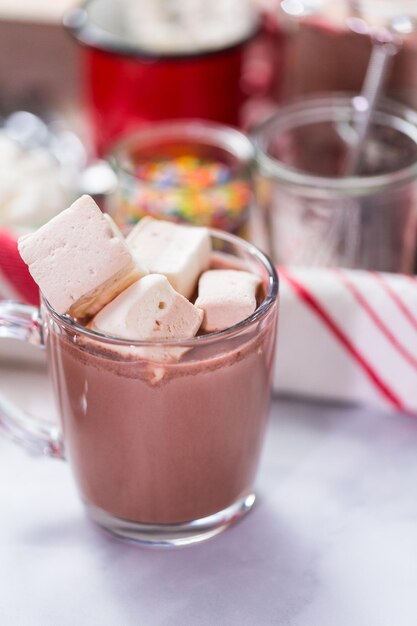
xmin=344 ymin=38 xmax=398 ymax=175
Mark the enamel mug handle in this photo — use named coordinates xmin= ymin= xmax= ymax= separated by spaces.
xmin=0 ymin=301 xmax=64 ymax=459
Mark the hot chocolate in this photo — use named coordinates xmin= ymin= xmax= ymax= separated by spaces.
xmin=46 ymin=306 xmax=276 ymax=524
xmin=18 ymin=199 xmax=278 ymax=543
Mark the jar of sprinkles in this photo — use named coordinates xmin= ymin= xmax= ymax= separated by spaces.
xmin=106 ymin=121 xmax=254 ymax=236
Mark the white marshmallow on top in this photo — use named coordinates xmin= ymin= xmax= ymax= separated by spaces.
xmin=126 ymin=217 xmax=211 ymax=299
xmin=90 ymin=274 xmax=203 ymax=341
xmin=195 ymin=270 xmax=262 ymax=332
xmin=18 ymin=195 xmax=146 ymax=318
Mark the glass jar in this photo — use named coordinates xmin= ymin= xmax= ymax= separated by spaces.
xmin=105 ymin=120 xmax=255 ymax=237
xmin=253 ymin=94 xmax=417 ymax=272
xmin=277 ymin=0 xmax=417 ymax=110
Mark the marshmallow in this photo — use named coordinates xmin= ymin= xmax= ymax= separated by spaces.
xmin=103 ymin=213 xmax=125 ymax=240
xmin=90 ymin=273 xmax=203 ymax=341
xmin=126 ymin=218 xmax=211 ymax=299
xmin=195 ymin=270 xmax=261 ymax=332
xmin=18 ymin=195 xmax=146 ymax=317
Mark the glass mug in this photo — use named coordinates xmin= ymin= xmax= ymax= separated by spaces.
xmin=0 ymin=231 xmax=278 ymax=547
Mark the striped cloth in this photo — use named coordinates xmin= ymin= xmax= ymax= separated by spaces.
xmin=275 ymin=267 xmax=417 ymax=415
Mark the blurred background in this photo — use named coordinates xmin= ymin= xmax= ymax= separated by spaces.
xmin=1 ymin=0 xmax=417 ymax=410
xmin=1 ymin=0 xmax=417 ymax=241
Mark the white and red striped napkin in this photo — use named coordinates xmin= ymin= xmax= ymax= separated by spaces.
xmin=275 ymin=266 xmax=417 ymax=415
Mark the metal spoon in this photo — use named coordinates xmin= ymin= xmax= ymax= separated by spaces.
xmin=344 ymin=36 xmax=399 ymax=175
xmin=344 ymin=0 xmax=401 ymax=174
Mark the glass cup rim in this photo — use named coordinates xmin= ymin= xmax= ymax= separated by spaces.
xmin=108 ymin=119 xmax=255 ymax=192
xmin=42 ymin=227 xmax=278 ymax=348
xmin=252 ymin=93 xmax=417 ymax=197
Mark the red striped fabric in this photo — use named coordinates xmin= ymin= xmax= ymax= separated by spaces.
xmin=335 ymin=269 xmax=417 ymax=372
xmin=279 ymin=266 xmax=407 ymax=413
xmin=0 ymin=229 xmax=39 ymax=305
xmin=372 ymin=272 xmax=417 ymax=335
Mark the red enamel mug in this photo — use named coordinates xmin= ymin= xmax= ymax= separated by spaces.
xmin=64 ymin=0 xmax=259 ymax=155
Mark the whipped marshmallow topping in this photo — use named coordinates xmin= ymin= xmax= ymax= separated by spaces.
xmin=18 ymin=195 xmax=145 ymax=317
xmin=195 ymin=269 xmax=261 ymax=332
xmin=91 ymin=274 xmax=203 ymax=341
xmin=127 ymin=217 xmax=211 ymax=299
xmin=122 ymin=0 xmax=256 ymax=54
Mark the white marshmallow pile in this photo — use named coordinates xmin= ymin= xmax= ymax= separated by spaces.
xmin=0 ymin=133 xmax=69 ymax=232
xmin=122 ymin=0 xmax=255 ymax=55
xmin=18 ymin=196 xmax=263 ymax=347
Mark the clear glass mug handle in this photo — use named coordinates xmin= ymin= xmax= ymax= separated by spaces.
xmin=0 ymin=300 xmax=64 ymax=459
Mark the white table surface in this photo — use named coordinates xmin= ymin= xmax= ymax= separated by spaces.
xmin=2 ymin=357 xmax=417 ymax=626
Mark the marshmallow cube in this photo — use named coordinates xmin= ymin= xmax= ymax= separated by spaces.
xmin=91 ymin=274 xmax=203 ymax=341
xmin=195 ymin=270 xmax=262 ymax=332
xmin=127 ymin=218 xmax=211 ymax=299
xmin=18 ymin=195 xmax=146 ymax=317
